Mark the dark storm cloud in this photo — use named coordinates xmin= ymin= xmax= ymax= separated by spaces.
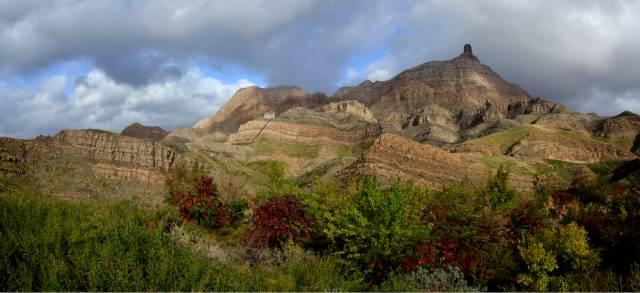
xmin=0 ymin=0 xmax=398 ymax=92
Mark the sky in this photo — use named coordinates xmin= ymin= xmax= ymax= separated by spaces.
xmin=1 ymin=0 xmax=640 ymax=138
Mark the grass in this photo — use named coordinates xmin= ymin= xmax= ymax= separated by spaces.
xmin=480 ymin=156 xmax=533 ymax=176
xmin=253 ymin=139 xmax=320 ymax=158
xmin=463 ymin=126 xmax=533 ymax=146
xmin=0 ymin=192 xmax=363 ymax=291
xmin=464 ymin=126 xmax=612 ymax=148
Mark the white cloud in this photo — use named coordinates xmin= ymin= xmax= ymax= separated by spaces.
xmin=0 ymin=68 xmax=254 ymax=138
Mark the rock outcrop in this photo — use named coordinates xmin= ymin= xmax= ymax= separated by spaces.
xmin=0 ymin=136 xmax=54 ymax=163
xmin=453 ymin=126 xmax=637 ymax=163
xmin=192 ymin=86 xmax=331 ymax=135
xmin=227 ymin=119 xmax=381 ymax=146
xmin=339 ymin=133 xmax=489 ymax=188
xmin=54 ymin=130 xmax=180 ymax=170
xmin=593 ymin=112 xmax=640 ymax=149
xmin=317 ymin=100 xmax=377 ymax=123
xmin=121 ymin=122 xmax=169 ymax=141
xmin=332 ymin=45 xmax=564 ymax=142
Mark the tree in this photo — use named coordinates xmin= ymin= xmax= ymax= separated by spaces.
xmin=324 ymin=177 xmax=428 ymax=278
xmin=483 ymin=165 xmax=517 ymax=211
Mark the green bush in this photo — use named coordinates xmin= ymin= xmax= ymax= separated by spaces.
xmin=324 ymin=177 xmax=428 ymax=278
xmin=482 ymin=165 xmax=517 ymax=211
xmin=516 ymin=223 xmax=599 ymax=291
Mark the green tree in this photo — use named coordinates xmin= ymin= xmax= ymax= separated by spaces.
xmin=516 ymin=223 xmax=599 ymax=291
xmin=483 ymin=165 xmax=517 ymax=211
xmin=324 ymin=177 xmax=429 ymax=276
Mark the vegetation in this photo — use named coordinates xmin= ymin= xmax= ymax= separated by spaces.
xmin=0 ymin=192 xmax=361 ymax=291
xmin=3 ymin=156 xmax=640 ymax=291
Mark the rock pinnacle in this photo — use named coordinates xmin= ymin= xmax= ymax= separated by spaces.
xmin=459 ymin=43 xmax=479 ymax=61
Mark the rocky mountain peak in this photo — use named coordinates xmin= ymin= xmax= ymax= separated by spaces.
xmin=458 ymin=43 xmax=479 ymax=62
xmin=121 ymin=123 xmax=169 ymax=141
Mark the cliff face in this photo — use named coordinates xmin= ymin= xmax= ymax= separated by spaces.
xmin=121 ymin=122 xmax=169 ymax=141
xmin=54 ymin=130 xmax=180 ymax=170
xmin=227 ymin=120 xmax=381 ymax=146
xmin=0 ymin=136 xmax=55 ymax=163
xmin=330 ymin=45 xmax=565 ymax=142
xmin=316 ymin=100 xmax=377 ymax=123
xmin=334 ymin=45 xmax=531 ymax=111
xmin=339 ymin=133 xmax=486 ymax=188
xmin=192 ymin=86 xmax=332 ymax=135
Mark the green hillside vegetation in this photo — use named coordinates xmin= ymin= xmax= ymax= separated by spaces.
xmin=0 ymin=192 xmax=363 ymax=291
xmin=3 ymin=158 xmax=640 ymax=291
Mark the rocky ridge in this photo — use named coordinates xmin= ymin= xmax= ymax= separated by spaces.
xmin=54 ymin=129 xmax=181 ymax=170
xmin=121 ymin=122 xmax=169 ymax=141
xmin=192 ymin=86 xmax=332 ymax=135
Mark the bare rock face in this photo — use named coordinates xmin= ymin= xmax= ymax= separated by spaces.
xmin=227 ymin=113 xmax=381 ymax=146
xmin=593 ymin=112 xmax=640 ymax=149
xmin=121 ymin=122 xmax=169 ymax=141
xmin=334 ymin=44 xmax=531 ymax=109
xmin=317 ymin=100 xmax=377 ymax=123
xmin=332 ymin=45 xmax=564 ymax=143
xmin=54 ymin=129 xmax=180 ymax=170
xmin=193 ymin=86 xmax=331 ymax=135
xmin=191 ymin=44 xmax=569 ymax=146
xmin=339 ymin=133 xmax=488 ymax=188
xmin=0 ymin=136 xmax=54 ymax=163
xmin=460 ymin=43 xmax=479 ymax=62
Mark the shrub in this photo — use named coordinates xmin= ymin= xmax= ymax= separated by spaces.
xmin=243 ymin=195 xmax=312 ymax=248
xmin=324 ymin=177 xmax=427 ymax=279
xmin=516 ymin=223 xmax=599 ymax=291
xmin=168 ymin=174 xmax=231 ymax=229
xmin=403 ymin=265 xmax=486 ymax=292
xmin=482 ymin=165 xmax=517 ymax=210
xmin=227 ymin=198 xmax=248 ymax=223
xmin=516 ymin=235 xmax=557 ymax=291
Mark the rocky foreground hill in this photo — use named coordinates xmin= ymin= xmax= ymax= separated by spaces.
xmin=1 ymin=44 xmax=639 ymax=199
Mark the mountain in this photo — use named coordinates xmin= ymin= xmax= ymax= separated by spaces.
xmin=192 ymin=86 xmax=331 ymax=135
xmin=121 ymin=122 xmax=169 ymax=141
xmin=332 ymin=44 xmax=565 ymax=143
xmin=183 ymin=45 xmax=565 ymax=145
xmin=1 ymin=43 xmax=639 ymax=200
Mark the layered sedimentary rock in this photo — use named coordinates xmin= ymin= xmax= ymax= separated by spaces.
xmin=593 ymin=112 xmax=640 ymax=149
xmin=339 ymin=133 xmax=489 ymax=188
xmin=92 ymin=163 xmax=165 ymax=184
xmin=192 ymin=86 xmax=331 ymax=135
xmin=54 ymin=130 xmax=180 ymax=170
xmin=121 ymin=122 xmax=169 ymax=141
xmin=506 ymin=135 xmax=636 ymax=163
xmin=316 ymin=100 xmax=377 ymax=123
xmin=0 ymin=136 xmax=55 ymax=163
xmin=452 ymin=126 xmax=637 ymax=163
xmin=332 ymin=45 xmax=564 ymax=142
xmin=227 ymin=116 xmax=381 ymax=146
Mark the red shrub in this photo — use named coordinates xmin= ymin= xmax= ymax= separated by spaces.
xmin=243 ymin=195 xmax=311 ymax=248
xmin=170 ymin=176 xmax=231 ymax=228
